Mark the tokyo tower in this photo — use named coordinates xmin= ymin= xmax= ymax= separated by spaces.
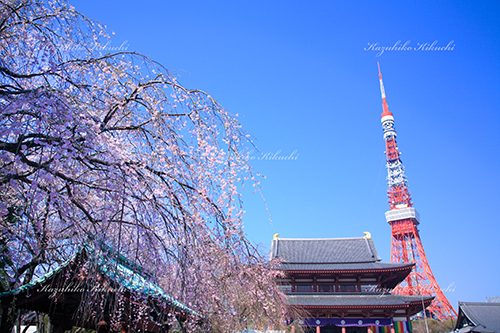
xmin=377 ymin=63 xmax=457 ymax=320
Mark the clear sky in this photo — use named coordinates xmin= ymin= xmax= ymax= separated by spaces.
xmin=69 ymin=0 xmax=500 ymax=311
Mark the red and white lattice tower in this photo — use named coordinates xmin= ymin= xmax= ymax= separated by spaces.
xmin=377 ymin=63 xmax=457 ymax=320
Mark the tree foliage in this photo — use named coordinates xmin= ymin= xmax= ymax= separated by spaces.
xmin=0 ymin=0 xmax=287 ymax=331
xmin=412 ymin=319 xmax=456 ymax=333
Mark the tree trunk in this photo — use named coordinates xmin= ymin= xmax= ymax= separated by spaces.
xmin=0 ymin=308 xmax=16 ymax=333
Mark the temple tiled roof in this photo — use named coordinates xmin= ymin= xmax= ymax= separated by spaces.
xmin=286 ymin=293 xmax=433 ymax=307
xmin=270 ymin=237 xmax=381 ymax=263
xmin=280 ymin=261 xmax=413 ymax=272
xmin=0 ymin=253 xmax=74 ymax=298
xmin=0 ymin=242 xmax=196 ymax=316
xmin=455 ymin=302 xmax=500 ymax=333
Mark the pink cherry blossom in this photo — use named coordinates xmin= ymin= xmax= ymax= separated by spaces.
xmin=0 ymin=1 xmax=289 ymax=331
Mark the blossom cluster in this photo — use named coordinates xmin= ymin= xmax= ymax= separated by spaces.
xmin=0 ymin=0 xmax=288 ymax=331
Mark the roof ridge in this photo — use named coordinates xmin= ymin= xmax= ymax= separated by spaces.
xmin=281 ymin=261 xmax=380 ymax=264
xmin=85 ymin=243 xmax=154 ymax=280
xmin=460 ymin=301 xmax=500 ymax=306
xmin=275 ymin=237 xmax=367 ymax=241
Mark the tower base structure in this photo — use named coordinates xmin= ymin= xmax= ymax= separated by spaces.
xmin=386 ymin=208 xmax=457 ymax=320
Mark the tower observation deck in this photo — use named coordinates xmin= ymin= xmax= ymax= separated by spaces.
xmin=377 ymin=63 xmax=457 ymax=321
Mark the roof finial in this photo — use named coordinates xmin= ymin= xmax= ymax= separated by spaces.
xmin=273 ymin=233 xmax=279 ymax=240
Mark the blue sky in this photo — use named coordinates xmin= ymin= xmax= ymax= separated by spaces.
xmin=70 ymin=0 xmax=500 ymax=311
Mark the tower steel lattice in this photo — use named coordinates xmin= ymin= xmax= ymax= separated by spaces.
xmin=377 ymin=64 xmax=457 ymax=321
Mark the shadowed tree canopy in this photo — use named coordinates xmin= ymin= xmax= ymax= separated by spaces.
xmin=0 ymin=0 xmax=288 ymax=331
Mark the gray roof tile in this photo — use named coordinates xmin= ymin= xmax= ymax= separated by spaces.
xmin=457 ymin=302 xmax=500 ymax=333
xmin=280 ymin=262 xmax=413 ymax=271
xmin=286 ymin=293 xmax=433 ymax=307
xmin=271 ymin=237 xmax=381 ymax=264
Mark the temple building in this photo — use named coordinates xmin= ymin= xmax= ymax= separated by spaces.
xmin=0 ymin=241 xmax=196 ymax=333
xmin=270 ymin=233 xmax=433 ymax=333
xmin=454 ymin=302 xmax=500 ymax=333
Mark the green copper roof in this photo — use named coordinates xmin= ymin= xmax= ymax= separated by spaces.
xmin=0 ymin=241 xmax=196 ymax=316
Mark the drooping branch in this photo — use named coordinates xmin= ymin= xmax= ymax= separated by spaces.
xmin=0 ymin=0 xmax=287 ymax=331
